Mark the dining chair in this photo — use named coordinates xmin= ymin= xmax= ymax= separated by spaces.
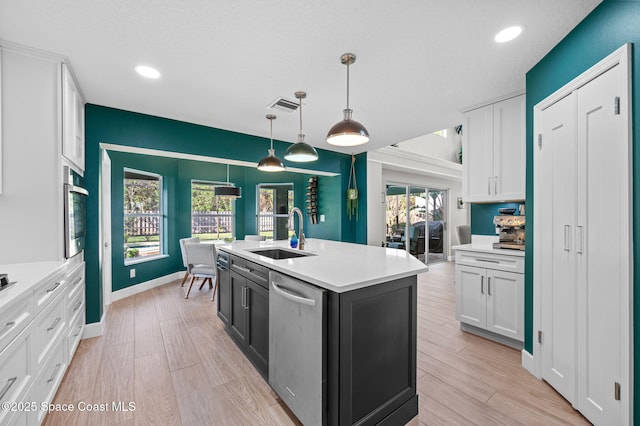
xmin=179 ymin=237 xmax=200 ymax=287
xmin=456 ymin=225 xmax=471 ymax=245
xmin=183 ymin=242 xmax=217 ymax=300
xmin=244 ymin=235 xmax=266 ymax=241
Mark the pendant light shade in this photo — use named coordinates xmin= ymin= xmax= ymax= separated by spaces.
xmin=214 ymin=164 xmax=242 ymax=198
xmin=284 ymin=91 xmax=319 ymax=162
xmin=258 ymin=114 xmax=286 ymax=172
xmin=326 ymin=53 xmax=369 ymax=147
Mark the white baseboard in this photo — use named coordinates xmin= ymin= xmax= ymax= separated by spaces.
xmin=521 ymin=349 xmax=538 ymax=377
xmin=83 ymin=310 xmax=106 ymax=339
xmin=111 ymin=271 xmax=183 ymax=302
xmin=82 ymin=272 xmax=182 ymax=338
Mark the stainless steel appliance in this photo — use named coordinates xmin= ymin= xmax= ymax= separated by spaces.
xmin=493 ymin=215 xmax=525 ymax=250
xmin=269 ymin=271 xmax=326 ymax=426
xmin=64 ymin=167 xmax=88 ymax=259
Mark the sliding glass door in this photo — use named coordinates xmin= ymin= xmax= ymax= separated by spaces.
xmin=385 ymin=184 xmax=447 ymax=264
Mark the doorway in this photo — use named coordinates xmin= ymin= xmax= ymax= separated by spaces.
xmin=257 ymin=183 xmax=294 ymax=240
xmin=384 ymin=184 xmax=448 ymax=264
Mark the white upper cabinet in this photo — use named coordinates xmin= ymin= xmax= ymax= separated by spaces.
xmin=62 ymin=63 xmax=85 ymax=175
xmin=462 ymin=95 xmax=525 ymax=202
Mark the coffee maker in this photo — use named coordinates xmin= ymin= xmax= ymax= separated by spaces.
xmin=492 ymin=215 xmax=525 ymax=250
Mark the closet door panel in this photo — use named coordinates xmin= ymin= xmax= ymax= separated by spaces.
xmin=576 ymin=64 xmax=624 ymax=425
xmin=540 ymin=92 xmax=578 ymax=403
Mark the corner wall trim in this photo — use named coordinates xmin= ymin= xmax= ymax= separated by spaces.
xmin=83 ymin=310 xmax=106 ymax=339
xmin=521 ymin=349 xmax=539 ymax=378
xmin=111 ymin=271 xmax=183 ymax=302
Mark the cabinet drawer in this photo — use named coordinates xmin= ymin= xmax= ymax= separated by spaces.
xmin=0 ymin=292 xmax=34 ymax=353
xmin=34 ymin=269 xmax=65 ymax=315
xmin=455 ymin=251 xmax=524 ymax=274
xmin=67 ymin=287 xmax=84 ymax=329
xmin=67 ymin=306 xmax=84 ymax=362
xmin=32 ymin=292 xmax=66 ymax=368
xmin=31 ymin=337 xmax=67 ymax=424
xmin=231 ymin=256 xmax=268 ymax=288
xmin=66 ymin=261 xmax=84 ymax=302
xmin=0 ymin=326 xmax=34 ymax=425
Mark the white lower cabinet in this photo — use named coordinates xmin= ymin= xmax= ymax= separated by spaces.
xmin=30 ymin=337 xmax=67 ymax=424
xmin=0 ymin=257 xmax=85 ymax=425
xmin=455 ymin=250 xmax=524 ymax=344
xmin=0 ymin=325 xmax=34 ymax=425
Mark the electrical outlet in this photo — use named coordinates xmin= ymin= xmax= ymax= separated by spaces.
xmin=130 ymin=268 xmax=136 ymax=278
xmin=320 ymin=214 xmax=325 ymax=222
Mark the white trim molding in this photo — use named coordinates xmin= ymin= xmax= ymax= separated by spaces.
xmin=111 ymin=271 xmax=184 ymax=302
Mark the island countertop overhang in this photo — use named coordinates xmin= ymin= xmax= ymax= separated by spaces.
xmin=216 ymin=238 xmax=428 ymax=293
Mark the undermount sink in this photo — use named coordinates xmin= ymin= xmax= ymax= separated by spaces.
xmin=249 ymin=248 xmax=315 ymax=260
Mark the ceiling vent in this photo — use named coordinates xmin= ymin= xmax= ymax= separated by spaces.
xmin=267 ymin=97 xmax=299 ymax=113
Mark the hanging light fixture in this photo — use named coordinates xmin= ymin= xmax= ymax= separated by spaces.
xmin=257 ymin=114 xmax=286 ymax=172
xmin=214 ymin=163 xmax=242 ymax=198
xmin=284 ymin=91 xmax=319 ymax=162
xmin=326 ymin=53 xmax=369 ymax=146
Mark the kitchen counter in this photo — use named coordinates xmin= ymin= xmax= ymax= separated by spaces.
xmin=0 ymin=260 xmax=66 ymax=309
xmin=452 ymin=243 xmax=525 ymax=257
xmin=217 ymin=238 xmax=428 ymax=293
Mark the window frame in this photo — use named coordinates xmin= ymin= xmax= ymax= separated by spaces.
xmin=123 ymin=168 xmax=164 ymax=265
xmin=256 ymin=183 xmax=294 ymax=240
xmin=191 ymin=179 xmax=236 ymax=241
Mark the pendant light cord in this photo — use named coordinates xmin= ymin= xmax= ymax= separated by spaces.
xmin=346 ymin=60 xmax=350 ymax=110
xmin=299 ymin=96 xmax=303 ymax=134
xmin=270 ymin=117 xmax=274 ymax=150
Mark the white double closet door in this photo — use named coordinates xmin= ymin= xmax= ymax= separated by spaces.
xmin=535 ymin=46 xmax=631 ymax=426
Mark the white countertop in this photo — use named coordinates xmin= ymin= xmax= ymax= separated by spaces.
xmin=0 ymin=260 xmax=66 ymax=309
xmin=452 ymin=243 xmax=525 ymax=257
xmin=217 ymin=238 xmax=429 ymax=293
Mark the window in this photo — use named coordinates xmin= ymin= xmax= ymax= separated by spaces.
xmin=257 ymin=184 xmax=293 ymax=240
xmin=124 ymin=169 xmax=163 ymax=263
xmin=191 ymin=180 xmax=235 ymax=241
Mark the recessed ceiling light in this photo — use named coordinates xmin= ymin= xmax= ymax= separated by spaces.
xmin=135 ymin=65 xmax=161 ymax=79
xmin=495 ymin=26 xmax=523 ymax=43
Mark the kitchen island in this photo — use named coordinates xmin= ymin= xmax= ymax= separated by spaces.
xmin=215 ymin=238 xmax=428 ymax=426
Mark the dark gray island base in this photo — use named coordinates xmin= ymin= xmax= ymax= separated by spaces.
xmin=216 ymin=248 xmax=419 ymax=425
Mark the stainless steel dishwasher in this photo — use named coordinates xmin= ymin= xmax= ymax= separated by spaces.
xmin=269 ymin=271 xmax=326 ymax=426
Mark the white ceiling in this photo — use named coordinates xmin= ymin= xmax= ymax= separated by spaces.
xmin=0 ymin=0 xmax=601 ymax=155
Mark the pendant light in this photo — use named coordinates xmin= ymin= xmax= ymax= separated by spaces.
xmin=214 ymin=164 xmax=242 ymax=198
xmin=257 ymin=114 xmax=286 ymax=172
xmin=284 ymin=91 xmax=319 ymax=162
xmin=326 ymin=53 xmax=369 ymax=146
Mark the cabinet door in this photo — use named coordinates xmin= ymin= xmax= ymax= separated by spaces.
xmin=216 ymin=267 xmax=231 ymax=325
xmin=228 ymin=272 xmax=247 ymax=346
xmin=455 ymin=265 xmax=486 ymax=328
xmin=485 ymin=270 xmax=523 ymax=340
xmin=462 ymin=104 xmax=494 ymax=202
xmin=245 ymin=280 xmax=269 ymax=378
xmin=539 ymin=91 xmax=578 ymax=404
xmin=493 ymin=95 xmax=525 ymax=200
xmin=62 ymin=64 xmax=85 ymax=174
xmin=576 ymin=62 xmax=626 ymax=426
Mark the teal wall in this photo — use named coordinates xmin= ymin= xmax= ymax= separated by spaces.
xmin=85 ymin=104 xmax=367 ymax=325
xmin=525 ymin=0 xmax=639 ymax=419
xmin=469 ymin=202 xmax=522 ymax=235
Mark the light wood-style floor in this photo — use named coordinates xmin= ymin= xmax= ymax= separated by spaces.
xmin=44 ymin=262 xmax=588 ymax=425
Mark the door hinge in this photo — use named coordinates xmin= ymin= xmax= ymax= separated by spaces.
xmin=537 ymin=330 xmax=543 ymax=344
xmin=537 ymin=134 xmax=543 ymax=150
xmin=615 ymin=382 xmax=621 ymax=401
xmin=614 ymin=97 xmax=620 ymax=115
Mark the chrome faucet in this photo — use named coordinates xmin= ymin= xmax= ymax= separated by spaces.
xmin=288 ymin=207 xmax=305 ymax=250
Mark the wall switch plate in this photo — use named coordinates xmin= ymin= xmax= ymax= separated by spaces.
xmin=130 ymin=268 xmax=136 ymax=278
xmin=320 ymin=214 xmax=325 ymax=222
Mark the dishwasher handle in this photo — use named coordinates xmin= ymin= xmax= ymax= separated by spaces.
xmin=271 ymin=281 xmax=316 ymax=307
